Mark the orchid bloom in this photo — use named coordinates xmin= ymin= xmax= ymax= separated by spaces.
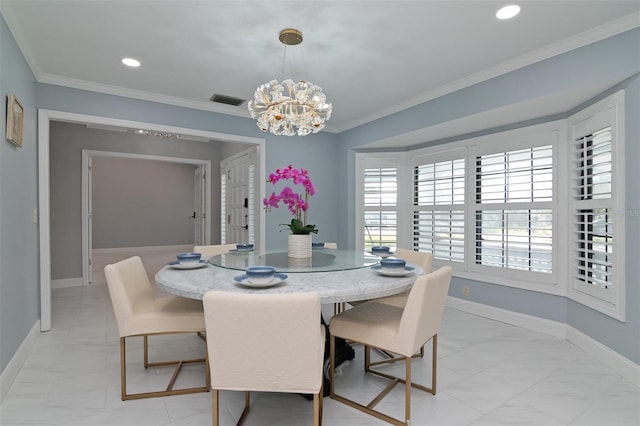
xmin=263 ymin=165 xmax=317 ymax=230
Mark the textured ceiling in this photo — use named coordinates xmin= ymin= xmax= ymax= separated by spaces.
xmin=1 ymin=0 xmax=639 ymax=139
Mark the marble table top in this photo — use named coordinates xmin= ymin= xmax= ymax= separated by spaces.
xmin=155 ymin=259 xmax=422 ymax=304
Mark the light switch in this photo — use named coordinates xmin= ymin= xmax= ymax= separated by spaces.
xmin=32 ymin=208 xmax=38 ymax=224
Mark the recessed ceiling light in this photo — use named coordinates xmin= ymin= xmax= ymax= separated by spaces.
xmin=496 ymin=5 xmax=521 ymax=20
xmin=121 ymin=57 xmax=141 ymax=67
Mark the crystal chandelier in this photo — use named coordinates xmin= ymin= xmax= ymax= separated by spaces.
xmin=248 ymin=29 xmax=332 ymax=136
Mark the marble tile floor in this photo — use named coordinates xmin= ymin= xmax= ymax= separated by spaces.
xmin=1 ymin=249 xmax=638 ymax=426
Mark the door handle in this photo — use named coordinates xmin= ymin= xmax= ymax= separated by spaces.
xmin=191 ymin=212 xmax=196 ymax=219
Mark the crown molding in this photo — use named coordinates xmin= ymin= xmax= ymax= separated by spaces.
xmin=38 ymin=73 xmax=252 ymax=119
xmin=3 ymin=3 xmax=637 ymax=135
xmin=333 ymin=12 xmax=640 ymax=133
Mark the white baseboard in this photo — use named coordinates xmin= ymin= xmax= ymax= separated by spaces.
xmin=566 ymin=326 xmax=640 ymax=387
xmin=1 ymin=320 xmax=40 ymax=402
xmin=51 ymin=277 xmax=83 ymax=289
xmin=446 ymin=296 xmax=567 ymax=339
xmin=92 ymin=244 xmax=192 ymax=254
xmin=446 ymin=296 xmax=639 ymax=386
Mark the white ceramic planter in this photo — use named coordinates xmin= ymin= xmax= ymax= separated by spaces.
xmin=288 ymin=233 xmax=312 ymax=259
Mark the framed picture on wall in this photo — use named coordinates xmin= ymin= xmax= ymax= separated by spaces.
xmin=6 ymin=94 xmax=24 ymax=148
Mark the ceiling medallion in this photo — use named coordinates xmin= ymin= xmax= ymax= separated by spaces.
xmin=248 ymin=29 xmax=332 ymax=136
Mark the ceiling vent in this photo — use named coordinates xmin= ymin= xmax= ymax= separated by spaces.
xmin=210 ymin=93 xmax=246 ymax=106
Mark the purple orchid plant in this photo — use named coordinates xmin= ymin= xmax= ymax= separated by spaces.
xmin=263 ymin=165 xmax=319 ymax=234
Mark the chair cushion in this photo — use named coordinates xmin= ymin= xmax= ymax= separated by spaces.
xmin=371 ymin=291 xmax=408 ymax=308
xmin=122 ymin=295 xmax=205 ymax=337
xmin=330 ymin=301 xmax=407 ymax=355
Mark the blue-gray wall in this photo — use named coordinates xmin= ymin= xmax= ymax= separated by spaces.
xmin=337 ymin=28 xmax=640 ymax=364
xmin=0 ymin=13 xmax=638 ymax=377
xmin=36 ymin=84 xmax=343 ymax=250
xmin=1 ymin=14 xmax=39 ymax=373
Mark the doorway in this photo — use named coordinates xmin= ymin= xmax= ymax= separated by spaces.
xmin=38 ymin=109 xmax=266 ymax=331
xmin=81 ymin=150 xmax=212 ymax=285
xmin=221 ymin=147 xmax=259 ymax=245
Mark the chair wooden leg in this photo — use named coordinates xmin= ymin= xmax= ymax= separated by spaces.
xmin=330 ymin=334 xmax=439 ymax=426
xmin=405 ymin=356 xmax=411 ymax=425
xmin=237 ymin=391 xmax=251 ymax=425
xmin=431 ymin=334 xmax=437 ymax=394
xmin=364 ymin=344 xmax=371 ymax=371
xmin=369 ymin=346 xmax=423 ymax=367
xmin=313 ymin=391 xmax=321 ymax=426
xmin=329 ymin=335 xmax=336 ymax=396
xmin=120 ymin=334 xmax=209 ymax=401
xmin=212 ymin=389 xmax=219 ymax=426
xmin=120 ymin=337 xmax=127 ymax=401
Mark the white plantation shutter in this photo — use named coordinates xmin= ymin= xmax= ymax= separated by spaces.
xmin=567 ymin=91 xmax=624 ymax=320
xmin=363 ymin=165 xmax=398 ymax=250
xmin=248 ymin=164 xmax=255 ymax=244
xmin=572 ymin=127 xmax=615 ymax=300
xmin=474 ymin=145 xmax=554 ymax=273
xmin=412 ymin=158 xmax=465 ymax=262
xmin=220 ymin=171 xmax=227 ymax=243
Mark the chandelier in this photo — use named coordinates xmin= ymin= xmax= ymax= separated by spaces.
xmin=248 ymin=29 xmax=332 ymax=136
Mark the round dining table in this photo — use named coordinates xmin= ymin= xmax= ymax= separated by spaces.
xmin=155 ymin=249 xmax=422 ymax=304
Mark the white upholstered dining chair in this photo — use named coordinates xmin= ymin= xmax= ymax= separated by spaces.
xmin=202 ymin=290 xmax=325 ymax=426
xmin=104 ymin=256 xmax=209 ymax=400
xmin=370 ymin=247 xmax=433 ymax=307
xmin=362 ymin=248 xmax=434 ymax=364
xmin=329 ymin=266 xmax=452 ymax=426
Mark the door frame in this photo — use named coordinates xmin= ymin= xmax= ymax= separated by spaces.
xmin=38 ymin=109 xmax=265 ymax=331
xmin=81 ymin=149 xmax=212 ymax=286
xmin=221 ymin=146 xmax=260 ymax=245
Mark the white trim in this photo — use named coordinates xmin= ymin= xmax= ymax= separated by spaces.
xmin=446 ymin=296 xmax=566 ymax=339
xmin=81 ymin=149 xmax=213 ymax=286
xmin=39 ymin=74 xmax=253 ymax=120
xmin=566 ymin=326 xmax=640 ymax=387
xmin=446 ymin=296 xmax=640 ymax=386
xmin=51 ymin=278 xmax=83 ymax=289
xmin=38 ymin=109 xmax=266 ymax=332
xmin=334 ymin=13 xmax=640 ymax=132
xmin=2 ymin=0 xmax=637 ymax=134
xmin=400 ymin=121 xmax=566 ymax=292
xmin=354 ymin=153 xmax=405 ymax=252
xmin=567 ymin=91 xmax=626 ymax=322
xmin=92 ymin=244 xmax=193 ymax=255
xmin=38 ymin=112 xmax=52 ymax=331
xmin=220 ymin=146 xmax=264 ymax=251
xmin=0 ymin=321 xmax=40 ymax=402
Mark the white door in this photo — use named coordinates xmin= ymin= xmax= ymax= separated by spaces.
xmin=222 ymin=149 xmax=257 ymax=245
xmin=194 ymin=165 xmax=206 ymax=245
xmin=87 ymin=156 xmax=93 ymax=284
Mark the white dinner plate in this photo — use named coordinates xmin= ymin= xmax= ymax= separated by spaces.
xmin=233 ymin=272 xmax=288 ymax=288
xmin=369 ymin=251 xmax=395 ymax=258
xmin=166 ymin=260 xmax=209 ymax=270
xmin=371 ymin=265 xmax=416 ymax=277
xmin=228 ymin=248 xmax=254 ymax=253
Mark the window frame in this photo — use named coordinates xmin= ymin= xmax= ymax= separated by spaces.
xmin=355 ymin=153 xmax=409 ymax=252
xmin=567 ymin=91 xmax=625 ymax=321
xmin=467 ymin=124 xmax=561 ymax=290
xmin=354 ymin=91 xmax=625 ymax=320
xmin=410 ymin=147 xmax=467 ymax=269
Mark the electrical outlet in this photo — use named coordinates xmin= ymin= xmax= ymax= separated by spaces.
xmin=463 ymin=285 xmax=470 ymax=297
